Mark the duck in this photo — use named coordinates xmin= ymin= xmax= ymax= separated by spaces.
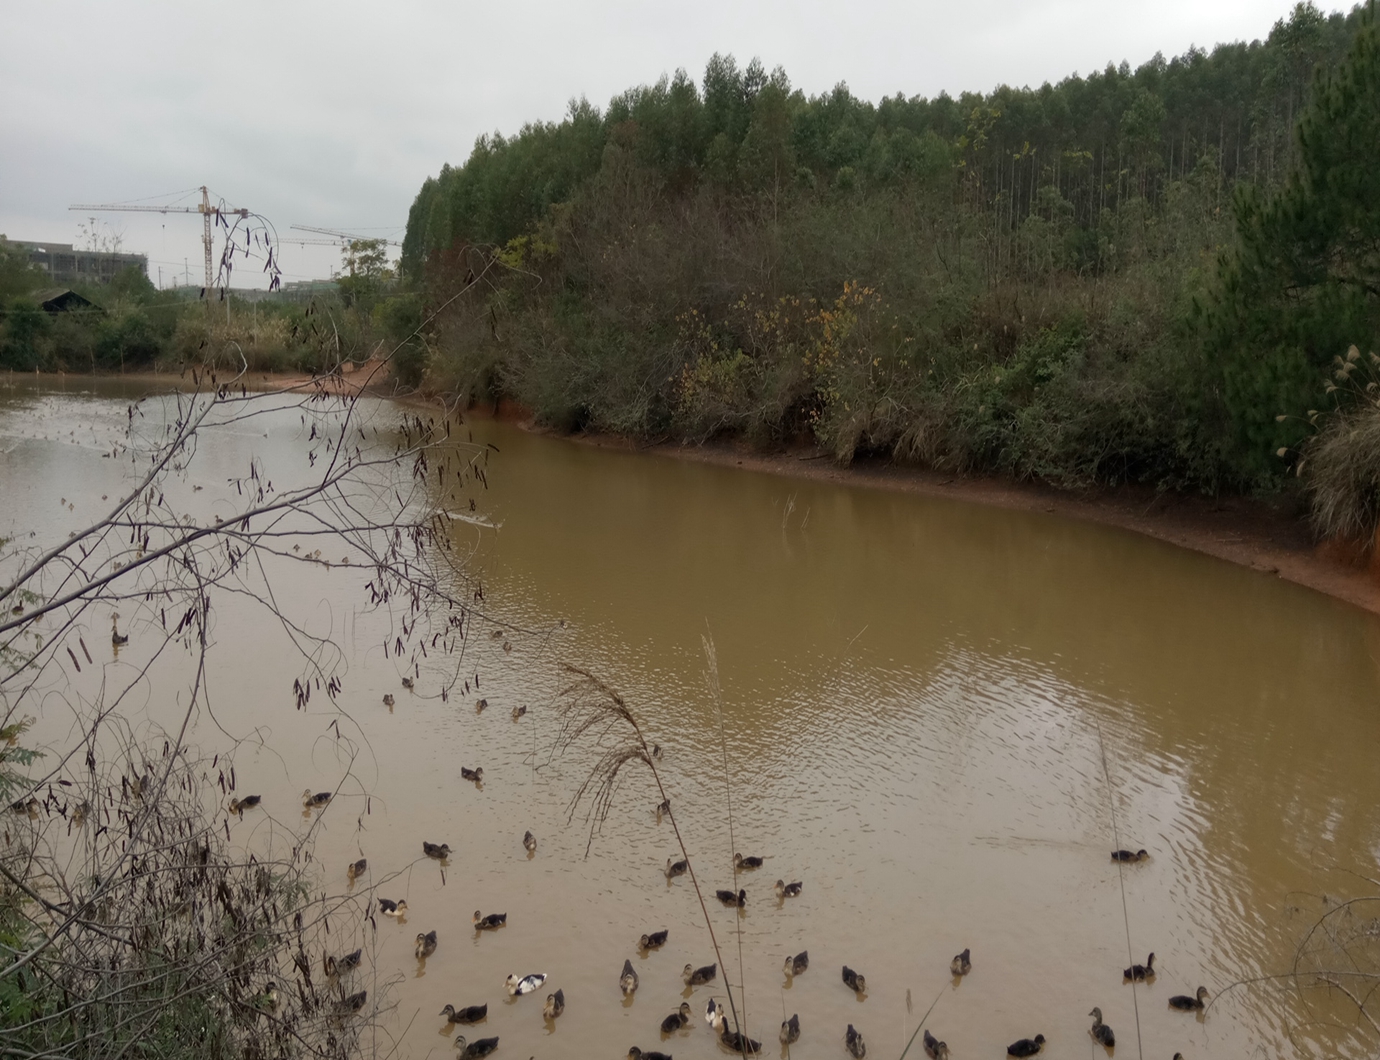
xmin=1111 ymin=848 xmax=1149 ymax=862
xmin=784 ymin=950 xmax=809 ymax=976
xmin=683 ymin=962 xmax=717 ymax=986
xmin=415 ymin=930 xmax=438 ymax=959
xmin=440 ymin=1003 xmax=488 ymax=1024
xmin=775 ymin=879 xmax=803 ymax=898
xmin=378 ymin=898 xmax=408 ymax=917
xmin=506 ymin=972 xmax=547 ymax=995
xmin=473 ymin=910 xmax=507 ymax=930
xmin=347 ymin=858 xmax=367 ymax=881
xmin=845 ymin=1023 xmax=867 ymax=1058
xmin=627 ymin=1049 xmax=672 ymax=1060
xmin=1089 ymin=1007 xmax=1115 ymax=1047
xmin=543 ymin=989 xmax=565 ymax=1019
xmin=338 ymin=989 xmax=368 ymax=1014
xmin=715 ymin=888 xmax=747 ymax=907
xmin=704 ymin=997 xmax=720 ymax=1025
xmin=401 ymin=676 xmax=414 ymax=689
xmin=460 ymin=766 xmax=483 ymax=782
xmin=713 ymin=1013 xmax=762 ymax=1055
xmin=655 ymin=799 xmax=671 ymax=815
xmin=511 ymin=705 xmax=526 ymax=719
xmin=651 ymin=744 xmax=663 ymax=758
xmin=422 ymin=840 xmax=452 ymax=860
xmin=842 ymin=965 xmax=866 ymax=993
xmin=665 ymin=857 xmax=688 ymax=879
xmin=228 ymin=795 xmax=261 ymax=814
xmin=326 ymin=948 xmax=362 ymax=976
xmin=382 ymin=694 xmax=395 ymax=708
xmin=11 ymin=798 xmax=38 ymax=818
xmin=1124 ymin=952 xmax=1155 ymax=980
xmin=453 ymin=1035 xmax=500 ymax=1058
xmin=620 ymin=957 xmax=639 ymax=996
xmin=475 ymin=698 xmax=488 ymax=712
xmin=780 ymin=1013 xmax=800 ymax=1044
xmin=1169 ymin=985 xmax=1209 ymax=1011
xmin=660 ymin=1001 xmax=691 ymax=1033
xmin=639 ymin=929 xmax=668 ymax=949
xmin=923 ymin=1029 xmax=949 ymax=1060
xmin=1007 ymin=1035 xmax=1046 ymax=1057
xmin=950 ymin=947 xmax=971 ymax=976
xmin=733 ymin=852 xmax=765 ymax=869
xmin=302 ymin=789 xmax=332 ymax=808
xmin=523 ymin=830 xmax=537 ymax=853
xmin=111 ymin=614 xmax=129 ymax=646
xmin=259 ymin=980 xmax=281 ymax=1013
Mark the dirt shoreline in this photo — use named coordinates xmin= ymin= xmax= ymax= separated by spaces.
xmin=469 ymin=400 xmax=1380 ymax=619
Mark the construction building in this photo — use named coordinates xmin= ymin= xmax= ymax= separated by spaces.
xmin=6 ymin=238 xmax=147 ymax=286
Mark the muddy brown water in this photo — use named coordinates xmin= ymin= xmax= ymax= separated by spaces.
xmin=3 ymin=375 xmax=1380 ymax=1059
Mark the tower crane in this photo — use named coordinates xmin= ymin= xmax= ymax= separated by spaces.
xmin=69 ymin=187 xmax=248 ymax=290
xmin=290 ymin=225 xmax=401 ymax=247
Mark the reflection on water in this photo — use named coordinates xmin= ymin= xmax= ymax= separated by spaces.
xmin=3 ymin=376 xmax=1380 ymax=1059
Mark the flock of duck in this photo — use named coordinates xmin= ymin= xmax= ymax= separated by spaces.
xmin=225 ymin=672 xmax=1212 ymax=1059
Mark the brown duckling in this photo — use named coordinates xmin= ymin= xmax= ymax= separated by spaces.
xmin=1007 ymin=1035 xmax=1046 ymax=1057
xmin=627 ymin=1049 xmax=672 ymax=1060
xmin=950 ymin=947 xmax=971 ymax=976
xmin=229 ymin=794 xmax=261 ymax=814
xmin=326 ymin=947 xmax=362 ymax=977
xmin=784 ymin=950 xmax=809 ymax=976
xmin=460 ymin=766 xmax=483 ymax=782
xmin=665 ymin=857 xmax=688 ymax=879
xmin=440 ymin=1003 xmax=488 ymax=1024
xmin=1089 ymin=1007 xmax=1115 ymax=1047
xmin=682 ymin=962 xmax=717 ymax=986
xmin=454 ymin=1035 xmax=499 ymax=1058
xmin=655 ymin=798 xmax=671 ymax=815
xmin=338 ymin=989 xmax=368 ymax=1014
xmin=842 ymin=965 xmax=866 ymax=993
xmin=543 ymin=989 xmax=564 ymax=1019
xmin=775 ymin=879 xmax=803 ymax=898
xmin=302 ymin=789 xmax=332 ymax=808
xmin=639 ymin=929 xmax=669 ymax=949
xmin=733 ymin=852 xmax=765 ymax=869
xmin=1169 ymin=985 xmax=1209 ymax=1011
xmin=522 ymin=830 xmax=536 ymax=853
xmin=620 ymin=958 xmax=639 ymax=996
xmin=715 ymin=888 xmax=746 ymax=907
xmin=346 ymin=858 xmax=367 ymax=881
xmin=846 ymin=1023 xmax=867 ymax=1058
xmin=511 ymin=704 xmax=526 ymax=719
xmin=1111 ymin=848 xmax=1149 ymax=862
xmin=660 ymin=1001 xmax=691 ymax=1033
xmin=923 ymin=1029 xmax=949 ymax=1060
xmin=1124 ymin=952 xmax=1155 ymax=980
xmin=415 ymin=930 xmax=438 ymax=959
xmin=473 ymin=910 xmax=507 ymax=930
xmin=401 ymin=676 xmax=414 ymax=689
xmin=382 ymin=694 xmax=395 ymax=708
xmin=111 ymin=613 xmax=129 ymax=646
xmin=422 ymin=840 xmax=451 ymax=860
xmin=780 ymin=1013 xmax=800 ymax=1045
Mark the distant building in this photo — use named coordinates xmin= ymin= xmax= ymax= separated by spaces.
xmin=6 ymin=238 xmax=147 ymax=286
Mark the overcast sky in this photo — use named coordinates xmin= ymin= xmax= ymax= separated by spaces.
xmin=0 ymin=0 xmax=1341 ymax=289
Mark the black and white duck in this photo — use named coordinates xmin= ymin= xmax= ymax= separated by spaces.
xmin=473 ymin=910 xmax=506 ymax=930
xmin=229 ymin=795 xmax=261 ymax=814
xmin=683 ymin=962 xmax=717 ymax=986
xmin=506 ymin=972 xmax=547 ymax=995
xmin=440 ymin=1003 xmax=488 ymax=1024
xmin=302 ymin=790 xmax=332 ymax=808
xmin=378 ymin=898 xmax=407 ymax=917
xmin=382 ymin=694 xmax=395 ymax=708
xmin=775 ymin=879 xmax=803 ymax=898
xmin=665 ymin=857 xmax=688 ymax=879
xmin=660 ymin=1001 xmax=691 ymax=1033
xmin=1169 ymin=986 xmax=1209 ymax=1011
xmin=1089 ymin=1007 xmax=1115 ymax=1048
